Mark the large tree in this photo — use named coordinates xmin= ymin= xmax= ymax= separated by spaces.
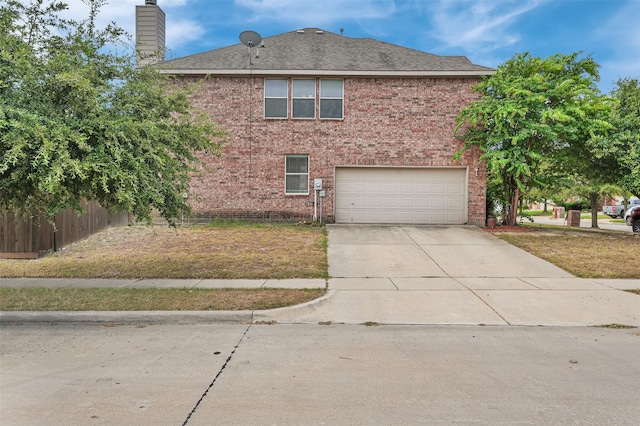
xmin=0 ymin=0 xmax=223 ymax=225
xmin=588 ymin=78 xmax=640 ymax=198
xmin=454 ymin=52 xmax=611 ymax=226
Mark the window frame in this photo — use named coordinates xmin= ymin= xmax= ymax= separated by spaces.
xmin=264 ymin=78 xmax=288 ymax=119
xmin=284 ymin=154 xmax=310 ymax=195
xmin=319 ymin=79 xmax=344 ymax=120
xmin=292 ymin=79 xmax=316 ymax=119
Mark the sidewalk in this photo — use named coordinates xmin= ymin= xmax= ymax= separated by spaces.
xmin=2 ymin=276 xmax=639 ymax=327
xmin=256 ymin=276 xmax=640 ymax=327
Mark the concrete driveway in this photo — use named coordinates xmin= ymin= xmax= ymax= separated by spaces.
xmin=327 ymin=224 xmax=571 ymax=278
xmin=260 ymin=225 xmax=640 ymax=326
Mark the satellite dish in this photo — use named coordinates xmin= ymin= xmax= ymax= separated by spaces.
xmin=239 ymin=30 xmax=262 ymax=48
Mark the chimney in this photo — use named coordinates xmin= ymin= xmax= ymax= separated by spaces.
xmin=135 ymin=1 xmax=165 ymax=66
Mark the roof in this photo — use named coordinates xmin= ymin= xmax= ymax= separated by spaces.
xmin=157 ymin=27 xmax=494 ymax=77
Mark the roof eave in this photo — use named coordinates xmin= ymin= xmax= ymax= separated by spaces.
xmin=157 ymin=69 xmax=495 ymax=77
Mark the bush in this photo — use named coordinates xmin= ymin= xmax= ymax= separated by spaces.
xmin=562 ymin=200 xmax=589 ymax=211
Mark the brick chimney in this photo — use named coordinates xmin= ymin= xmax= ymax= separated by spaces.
xmin=135 ymin=0 xmax=165 ymax=66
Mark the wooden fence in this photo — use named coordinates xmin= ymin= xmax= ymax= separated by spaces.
xmin=0 ymin=201 xmax=129 ymax=259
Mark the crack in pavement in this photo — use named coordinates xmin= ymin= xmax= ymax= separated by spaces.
xmin=181 ymin=322 xmax=252 ymax=425
xmin=400 ymin=227 xmax=449 ymax=277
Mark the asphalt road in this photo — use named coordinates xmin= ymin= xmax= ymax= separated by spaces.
xmin=2 ymin=323 xmax=639 ymax=425
xmin=525 ymin=214 xmax=634 ymax=233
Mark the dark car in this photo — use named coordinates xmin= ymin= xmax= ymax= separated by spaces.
xmin=625 ymin=205 xmax=640 ymax=226
xmin=630 ymin=208 xmax=640 ymax=233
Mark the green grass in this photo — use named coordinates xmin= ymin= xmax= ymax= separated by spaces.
xmin=594 ymin=324 xmax=637 ymax=329
xmin=0 ymin=287 xmax=326 ymax=311
xmin=580 ymin=213 xmax=610 ymax=219
xmin=524 ymin=210 xmax=552 ymax=217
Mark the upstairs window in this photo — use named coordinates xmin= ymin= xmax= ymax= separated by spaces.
xmin=320 ymin=79 xmax=344 ymax=119
xmin=264 ymin=79 xmax=288 ymax=118
xmin=292 ymin=79 xmax=315 ymax=118
xmin=264 ymin=78 xmax=344 ymax=119
xmin=285 ymin=155 xmax=309 ymax=194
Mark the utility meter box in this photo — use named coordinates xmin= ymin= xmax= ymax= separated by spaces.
xmin=314 ymin=179 xmax=323 ymax=191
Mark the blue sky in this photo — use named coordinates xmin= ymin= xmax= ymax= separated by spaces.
xmin=62 ymin=0 xmax=640 ymax=93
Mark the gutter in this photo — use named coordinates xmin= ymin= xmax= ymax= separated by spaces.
xmin=156 ymin=69 xmax=495 ymax=77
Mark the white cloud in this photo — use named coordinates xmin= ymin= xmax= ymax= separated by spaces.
xmin=165 ymin=18 xmax=206 ymax=49
xmin=235 ymin=0 xmax=396 ymax=26
xmin=59 ymin=0 xmax=138 ymax=39
xmin=425 ymin=0 xmax=542 ymax=53
xmin=57 ymin=0 xmax=201 ymax=51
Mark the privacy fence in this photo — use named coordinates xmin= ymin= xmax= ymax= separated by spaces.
xmin=0 ymin=200 xmax=129 ymax=259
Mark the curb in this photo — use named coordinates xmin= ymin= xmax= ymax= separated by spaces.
xmin=0 ymin=291 xmax=335 ymax=325
xmin=0 ymin=310 xmax=254 ymax=325
xmin=253 ymin=290 xmax=335 ymax=323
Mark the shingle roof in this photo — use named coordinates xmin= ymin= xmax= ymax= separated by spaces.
xmin=157 ymin=28 xmax=494 ymax=77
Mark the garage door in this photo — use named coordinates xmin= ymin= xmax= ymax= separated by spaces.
xmin=335 ymin=167 xmax=467 ymax=224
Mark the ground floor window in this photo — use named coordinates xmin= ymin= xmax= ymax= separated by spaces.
xmin=285 ymin=155 xmax=309 ymax=194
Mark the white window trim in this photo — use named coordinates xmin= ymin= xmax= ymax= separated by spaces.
xmin=292 ymin=79 xmax=316 ymax=119
xmin=264 ymin=78 xmax=288 ymax=119
xmin=319 ymin=79 xmax=344 ymax=120
xmin=284 ymin=154 xmax=310 ymax=195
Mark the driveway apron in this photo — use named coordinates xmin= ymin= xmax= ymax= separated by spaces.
xmin=259 ymin=225 xmax=640 ymax=326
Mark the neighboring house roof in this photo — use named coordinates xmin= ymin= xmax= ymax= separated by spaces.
xmin=157 ymin=27 xmax=494 ymax=77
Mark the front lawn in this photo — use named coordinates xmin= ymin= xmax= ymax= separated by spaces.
xmin=496 ymin=229 xmax=640 ymax=278
xmin=0 ymin=223 xmax=328 ymax=279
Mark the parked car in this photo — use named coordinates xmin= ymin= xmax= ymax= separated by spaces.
xmin=630 ymin=208 xmax=640 ymax=233
xmin=625 ymin=205 xmax=640 ymax=226
xmin=603 ymin=199 xmax=640 ymax=218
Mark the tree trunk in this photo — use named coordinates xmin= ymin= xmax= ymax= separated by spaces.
xmin=543 ymin=198 xmax=548 ymax=214
xmin=504 ymin=180 xmax=520 ymax=227
xmin=590 ymin=192 xmax=599 ymax=229
xmin=518 ymin=197 xmax=524 ymax=216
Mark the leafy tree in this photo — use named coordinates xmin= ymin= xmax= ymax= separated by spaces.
xmin=569 ymin=183 xmax=621 ymax=228
xmin=454 ymin=52 xmax=611 ymax=226
xmin=0 ymin=0 xmax=223 ymax=226
xmin=588 ymin=78 xmax=640 ymax=198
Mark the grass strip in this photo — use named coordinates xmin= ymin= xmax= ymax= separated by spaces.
xmin=0 ymin=288 xmax=326 ymax=311
xmin=496 ymin=230 xmax=640 ymax=279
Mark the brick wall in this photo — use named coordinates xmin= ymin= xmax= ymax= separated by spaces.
xmin=185 ymin=76 xmax=486 ymax=225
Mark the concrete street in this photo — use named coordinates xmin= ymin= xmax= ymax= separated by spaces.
xmin=2 ymin=323 xmax=640 ymax=425
xmin=2 ymin=225 xmax=640 ymax=424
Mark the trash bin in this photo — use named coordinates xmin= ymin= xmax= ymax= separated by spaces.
xmin=567 ymin=210 xmax=581 ymax=227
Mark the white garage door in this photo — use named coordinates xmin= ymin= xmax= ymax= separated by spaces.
xmin=335 ymin=167 xmax=467 ymax=224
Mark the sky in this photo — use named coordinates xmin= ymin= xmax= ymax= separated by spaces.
xmin=58 ymin=0 xmax=640 ymax=94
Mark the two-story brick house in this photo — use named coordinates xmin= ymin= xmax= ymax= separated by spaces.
xmin=138 ymin=2 xmax=493 ymax=225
